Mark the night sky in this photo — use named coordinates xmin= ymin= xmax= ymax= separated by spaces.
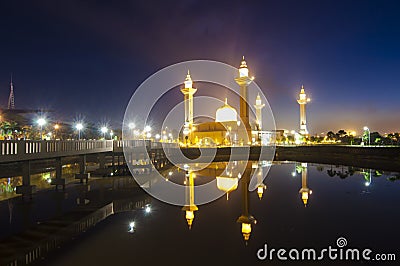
xmin=0 ymin=0 xmax=399 ymax=134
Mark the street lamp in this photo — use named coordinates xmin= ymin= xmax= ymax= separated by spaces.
xmin=54 ymin=124 xmax=60 ymax=140
xmin=76 ymin=123 xmax=83 ymax=140
xmin=37 ymin=118 xmax=46 ymax=140
xmin=101 ymin=126 xmax=108 ymax=139
xmin=128 ymin=123 xmax=135 ymax=139
xmin=363 ymin=126 xmax=370 ymax=145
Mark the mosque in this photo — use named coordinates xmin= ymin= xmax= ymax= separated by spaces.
xmin=181 ymin=57 xmax=275 ymax=146
xmin=180 ymin=57 xmax=311 ymax=146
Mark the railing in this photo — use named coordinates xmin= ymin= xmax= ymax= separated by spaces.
xmin=0 ymin=140 xmax=179 ymax=163
xmin=0 ymin=140 xmax=114 ymax=163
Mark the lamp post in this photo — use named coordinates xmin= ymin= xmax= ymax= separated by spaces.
xmin=54 ymin=124 xmax=60 ymax=140
xmin=37 ymin=118 xmax=46 ymax=140
xmin=101 ymin=126 xmax=108 ymax=140
xmin=363 ymin=126 xmax=370 ymax=146
xmin=128 ymin=123 xmax=135 ymax=139
xmin=76 ymin=123 xmax=83 ymax=140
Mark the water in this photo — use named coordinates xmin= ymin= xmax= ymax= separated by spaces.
xmin=33 ymin=161 xmax=400 ymax=266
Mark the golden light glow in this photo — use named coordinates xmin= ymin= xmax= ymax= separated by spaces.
xmin=241 ymin=223 xmax=252 ymax=241
xmin=54 ymin=124 xmax=60 ymax=130
xmin=257 ymin=185 xmax=265 ymax=200
xmin=301 ymin=191 xmax=309 ymax=205
xmin=185 ymin=210 xmax=194 ymax=228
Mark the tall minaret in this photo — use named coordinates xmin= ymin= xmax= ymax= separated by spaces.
xmin=297 ymin=85 xmax=310 ymax=135
xmin=298 ymin=163 xmax=312 ymax=206
xmin=235 ymin=56 xmax=254 ymax=143
xmin=254 ymin=94 xmax=265 ymax=131
xmin=181 ymin=70 xmax=197 ymax=130
xmin=8 ymin=75 xmax=15 ymax=110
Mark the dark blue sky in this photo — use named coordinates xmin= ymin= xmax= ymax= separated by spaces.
xmin=0 ymin=0 xmax=399 ymax=133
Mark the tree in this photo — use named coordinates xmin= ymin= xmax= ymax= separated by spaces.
xmin=327 ymin=131 xmax=336 ymax=141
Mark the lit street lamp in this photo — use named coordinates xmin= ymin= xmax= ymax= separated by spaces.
xmin=76 ymin=123 xmax=83 ymax=140
xmin=37 ymin=118 xmax=46 ymax=140
xmin=101 ymin=126 xmax=108 ymax=139
xmin=363 ymin=126 xmax=370 ymax=145
xmin=54 ymin=124 xmax=60 ymax=140
xmin=128 ymin=122 xmax=135 ymax=139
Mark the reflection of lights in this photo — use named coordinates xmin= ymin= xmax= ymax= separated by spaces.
xmin=183 ymin=164 xmax=189 ymax=170
xmin=185 ymin=210 xmax=196 ymax=229
xmin=365 ymin=182 xmax=370 ymax=187
xmin=168 ymin=171 xmax=173 ymax=176
xmin=242 ymin=223 xmax=251 ymax=241
xmin=145 ymin=205 xmax=151 ymax=213
xmin=257 ymin=185 xmax=266 ymax=200
xmin=291 ymin=172 xmax=296 ymax=177
xmin=128 ymin=221 xmax=135 ymax=233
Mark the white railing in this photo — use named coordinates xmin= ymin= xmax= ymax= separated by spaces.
xmin=0 ymin=140 xmax=179 ymax=163
xmin=0 ymin=140 xmax=114 ymax=163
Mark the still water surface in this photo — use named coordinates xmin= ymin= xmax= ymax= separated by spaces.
xmin=35 ymin=161 xmax=400 ymax=265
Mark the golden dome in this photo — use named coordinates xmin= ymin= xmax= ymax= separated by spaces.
xmin=215 ymin=98 xmax=238 ymax=122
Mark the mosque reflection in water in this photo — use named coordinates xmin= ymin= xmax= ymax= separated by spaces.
xmin=162 ymin=160 xmax=312 ymax=243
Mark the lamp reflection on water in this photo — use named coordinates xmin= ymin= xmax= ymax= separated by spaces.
xmin=298 ymin=163 xmax=312 ymax=207
xmin=182 ymin=171 xmax=198 ymax=229
xmin=236 ymin=161 xmax=257 ymax=243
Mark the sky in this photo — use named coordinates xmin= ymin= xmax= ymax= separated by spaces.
xmin=0 ymin=0 xmax=399 ymax=134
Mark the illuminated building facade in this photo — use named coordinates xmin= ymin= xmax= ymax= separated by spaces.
xmin=183 ymin=57 xmax=273 ymax=146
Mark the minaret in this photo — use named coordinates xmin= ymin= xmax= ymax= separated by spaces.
xmin=181 ymin=70 xmax=197 ymax=131
xmin=8 ymin=75 xmax=15 ymax=109
xmin=254 ymin=93 xmax=265 ymax=131
xmin=297 ymin=85 xmax=310 ymax=135
xmin=298 ymin=163 xmax=312 ymax=206
xmin=235 ymin=56 xmax=254 ymax=143
xmin=182 ymin=171 xmax=198 ymax=229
